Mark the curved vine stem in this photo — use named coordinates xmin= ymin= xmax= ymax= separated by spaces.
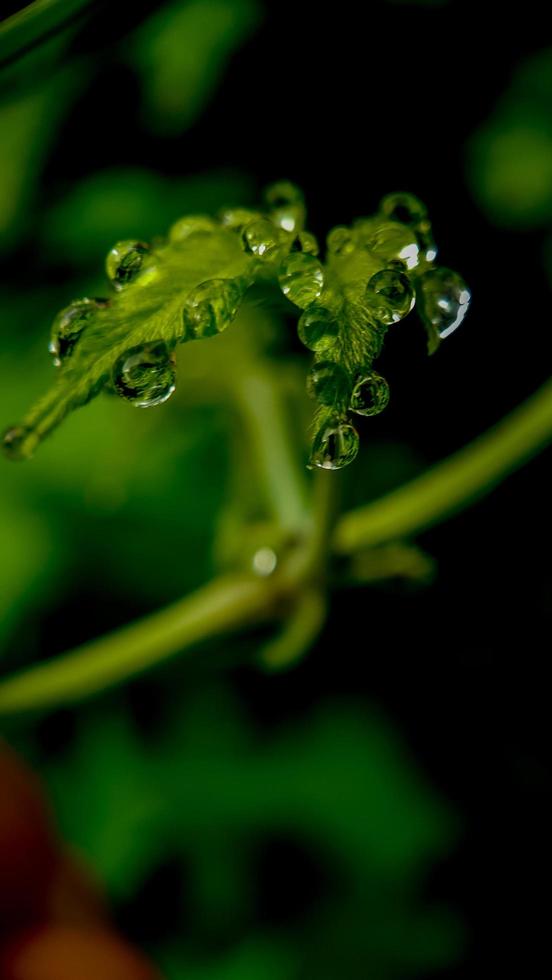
xmin=334 ymin=377 xmax=552 ymax=553
xmin=0 ymin=574 xmax=280 ymax=716
xmin=2 ymin=378 xmax=552 ymax=716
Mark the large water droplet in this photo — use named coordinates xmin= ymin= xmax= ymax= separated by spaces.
xmin=326 ymin=225 xmax=356 ymax=256
xmin=264 ymin=181 xmax=306 ymax=233
xmin=112 ymin=342 xmax=176 ymax=407
xmin=184 ymin=278 xmax=243 ymax=338
xmin=310 ymin=418 xmax=359 ymax=470
xmin=169 ymin=215 xmax=217 ymax=242
xmin=306 ymin=360 xmax=350 ymax=406
xmin=297 ymin=304 xmax=339 ymax=352
xmin=365 ymin=221 xmax=420 ymax=271
xmin=418 ymin=267 xmax=470 ymax=339
xmin=350 ymin=371 xmax=390 ymax=416
xmin=2 ymin=424 xmax=35 ymax=461
xmin=106 ymin=241 xmax=150 ymax=289
xmin=49 ymin=297 xmax=108 ymax=366
xmin=279 ymin=253 xmax=324 ymax=308
xmin=379 ymin=192 xmax=428 ymax=227
xmin=366 ymin=268 xmax=415 ymax=325
xmin=241 ymin=219 xmax=283 ymax=260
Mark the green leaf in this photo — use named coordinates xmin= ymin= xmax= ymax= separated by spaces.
xmin=4 ymin=224 xmax=256 ymax=459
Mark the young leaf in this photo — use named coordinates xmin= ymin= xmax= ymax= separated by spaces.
xmin=2 ymin=183 xmax=470 ymax=469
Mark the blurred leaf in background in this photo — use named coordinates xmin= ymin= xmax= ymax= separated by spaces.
xmin=40 ymin=684 xmax=462 ymax=978
xmin=130 ymin=0 xmax=260 ymax=135
xmin=467 ymin=47 xmax=552 ymax=229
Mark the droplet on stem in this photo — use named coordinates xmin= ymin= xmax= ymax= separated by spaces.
xmin=241 ymin=219 xmax=283 ymax=260
xmin=297 ymin=304 xmax=339 ymax=352
xmin=350 ymin=372 xmax=390 ymax=416
xmin=112 ymin=341 xmax=176 ymax=407
xmin=310 ymin=418 xmax=359 ymax=470
xmin=279 ymin=253 xmax=324 ymax=308
xmin=418 ymin=267 xmax=471 ymax=339
xmin=264 ymin=181 xmax=306 ymax=233
xmin=366 ymin=268 xmax=415 ymax=324
xmin=379 ymin=191 xmax=428 ymax=227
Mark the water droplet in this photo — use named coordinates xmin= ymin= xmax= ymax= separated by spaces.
xmin=241 ymin=219 xmax=283 ymax=260
xmin=169 ymin=215 xmax=217 ymax=242
xmin=113 ymin=341 xmax=176 ymax=407
xmin=326 ymin=226 xmax=356 ymax=256
xmin=350 ymin=372 xmax=390 ymax=416
xmin=106 ymin=241 xmax=150 ymax=289
xmin=279 ymin=253 xmax=324 ymax=308
xmin=297 ymin=304 xmax=339 ymax=352
xmin=290 ymin=231 xmax=319 ymax=255
xmin=418 ymin=267 xmax=471 ymax=339
xmin=184 ymin=278 xmax=243 ymax=338
xmin=219 ymin=207 xmax=262 ymax=231
xmin=306 ymin=360 xmax=350 ymax=406
xmin=366 ymin=268 xmax=415 ymax=324
xmin=364 ymin=221 xmax=420 ymax=270
xmin=310 ymin=417 xmax=359 ymax=470
xmin=2 ymin=424 xmax=35 ymax=461
xmin=379 ymin=192 xmax=428 ymax=227
xmin=264 ymin=181 xmax=306 ymax=233
xmin=49 ymin=297 xmax=108 ymax=366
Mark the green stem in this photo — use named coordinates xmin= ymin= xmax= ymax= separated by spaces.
xmin=234 ymin=366 xmax=309 ymax=533
xmin=3 ymin=379 xmax=552 ymax=715
xmin=335 ymin=378 xmax=552 ymax=553
xmin=0 ymin=573 xmax=277 ymax=716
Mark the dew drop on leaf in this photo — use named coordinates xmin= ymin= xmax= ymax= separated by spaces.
xmin=350 ymin=371 xmax=390 ymax=416
xmin=241 ymin=219 xmax=283 ymax=260
xmin=183 ymin=278 xmax=244 ymax=338
xmin=169 ymin=215 xmax=217 ymax=242
xmin=366 ymin=268 xmax=415 ymax=325
xmin=418 ymin=267 xmax=471 ymax=340
xmin=306 ymin=360 xmax=350 ymax=407
xmin=112 ymin=341 xmax=176 ymax=407
xmin=379 ymin=191 xmax=428 ymax=227
xmin=49 ymin=297 xmax=109 ymax=366
xmin=218 ymin=207 xmax=262 ymax=232
xmin=106 ymin=241 xmax=151 ymax=289
xmin=264 ymin=180 xmax=306 ymax=233
xmin=310 ymin=417 xmax=359 ymax=470
xmin=279 ymin=253 xmax=325 ymax=308
xmin=365 ymin=221 xmax=421 ymax=271
xmin=297 ymin=304 xmax=339 ymax=352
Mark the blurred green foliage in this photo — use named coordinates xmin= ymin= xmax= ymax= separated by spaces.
xmin=130 ymin=0 xmax=260 ymax=134
xmin=467 ymin=47 xmax=552 ymax=228
xmin=40 ymin=686 xmax=461 ymax=978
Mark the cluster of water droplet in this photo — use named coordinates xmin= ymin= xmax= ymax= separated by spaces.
xmin=293 ymin=191 xmax=471 ymax=470
xmin=2 ymin=183 xmax=470 ymax=467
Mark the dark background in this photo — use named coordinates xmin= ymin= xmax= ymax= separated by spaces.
xmin=1 ymin=1 xmax=551 ymax=977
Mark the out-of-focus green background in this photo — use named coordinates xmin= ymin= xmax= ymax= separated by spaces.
xmin=1 ymin=1 xmax=550 ymax=976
